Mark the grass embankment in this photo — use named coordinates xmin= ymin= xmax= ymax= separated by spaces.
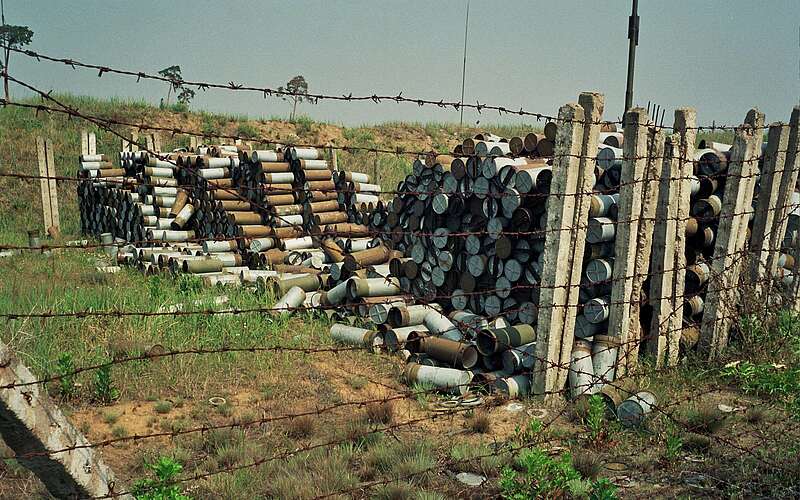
xmin=0 ymin=96 xmax=796 ymax=499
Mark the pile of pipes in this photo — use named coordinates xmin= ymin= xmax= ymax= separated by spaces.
xmin=332 ymin=170 xmax=383 ymax=225
xmin=378 ymin=152 xmax=553 ymax=320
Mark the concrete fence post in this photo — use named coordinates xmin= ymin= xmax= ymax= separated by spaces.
xmin=749 ymin=122 xmax=790 ymax=299
xmin=648 ymin=109 xmax=697 ymax=367
xmin=607 ymin=108 xmax=649 ymax=376
xmin=700 ymin=109 xmax=765 ymax=359
xmin=532 ymin=100 xmax=588 ymax=396
xmin=36 ymin=136 xmax=60 ymax=237
xmin=0 ymin=342 xmax=130 ymax=498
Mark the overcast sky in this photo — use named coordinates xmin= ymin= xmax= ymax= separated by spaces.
xmin=4 ymin=0 xmax=799 ymax=127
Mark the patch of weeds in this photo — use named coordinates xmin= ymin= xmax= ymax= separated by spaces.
xmin=79 ymin=421 xmax=91 ymax=435
xmin=363 ymin=440 xmax=435 ymax=484
xmin=132 ymin=457 xmax=191 ymax=500
xmin=723 ymin=361 xmax=800 ymax=419
xmin=347 ymin=376 xmax=368 ymax=390
xmin=744 ymin=407 xmax=766 ymax=424
xmin=513 ymin=417 xmax=543 ymax=446
xmin=340 ymin=420 xmax=382 ymax=449
xmin=466 ymin=410 xmax=491 ymax=434
xmin=372 ymin=483 xmax=416 ymax=500
xmin=664 ymin=424 xmax=683 ymax=460
xmin=286 ymin=415 xmax=315 ymax=439
xmin=450 ymin=442 xmax=512 ymax=476
xmin=584 ymin=395 xmax=610 ymax=444
xmin=214 ymin=401 xmax=234 ymax=417
xmin=103 ymin=411 xmax=120 ymax=425
xmin=364 ymin=401 xmax=394 ymax=425
xmin=235 ymin=122 xmax=259 ymax=139
xmin=93 ymin=364 xmax=120 ymax=404
xmin=154 ymin=401 xmax=173 ymax=414
xmin=411 ymin=382 xmax=434 ymax=409
xmin=111 ymin=425 xmax=128 ymax=439
xmin=499 ymin=448 xmax=617 ymax=499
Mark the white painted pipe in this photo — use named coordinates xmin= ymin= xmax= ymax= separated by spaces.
xmin=272 ymin=286 xmax=306 ymax=314
xmin=404 ymin=363 xmax=472 ymax=395
xmin=494 ymin=374 xmax=531 ymax=398
xmin=423 ymin=310 xmax=462 ymax=341
xmin=252 ymin=150 xmax=280 ymax=163
xmin=569 ymin=340 xmax=598 ymax=398
xmin=282 ymin=236 xmax=314 ymax=251
xmin=592 ymin=335 xmax=619 ymax=384
xmin=249 ymin=237 xmax=276 ymax=252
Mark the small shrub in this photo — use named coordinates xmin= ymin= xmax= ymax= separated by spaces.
xmin=154 ymin=401 xmax=173 ymax=414
xmin=131 ymin=457 xmax=191 ymax=500
xmin=93 ymin=364 xmax=119 ymax=403
xmin=372 ymin=483 xmax=415 ymax=500
xmin=111 ymin=425 xmax=128 ymax=439
xmin=347 ymin=376 xmax=367 ymax=390
xmin=664 ymin=430 xmax=683 ymax=460
xmin=287 ymin=415 xmax=315 ymax=439
xmin=467 ymin=411 xmax=491 ymax=434
xmin=365 ymin=402 xmax=394 ymax=425
xmin=56 ymin=353 xmax=77 ymax=399
xmin=584 ymin=395 xmax=609 ymax=443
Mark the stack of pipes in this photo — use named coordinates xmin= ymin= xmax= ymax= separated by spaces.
xmin=382 ymin=150 xmax=553 ymax=320
xmin=332 ymin=170 xmax=383 ymax=225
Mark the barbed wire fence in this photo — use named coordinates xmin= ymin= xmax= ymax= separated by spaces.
xmin=0 ymin=49 xmax=798 ymax=499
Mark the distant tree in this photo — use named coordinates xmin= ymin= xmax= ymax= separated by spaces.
xmin=177 ymin=87 xmax=195 ymax=106
xmin=0 ymin=23 xmax=34 ymax=100
xmin=158 ymin=65 xmax=192 ymax=107
xmin=278 ymin=75 xmax=314 ymax=121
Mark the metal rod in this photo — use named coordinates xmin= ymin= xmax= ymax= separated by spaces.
xmin=624 ymin=0 xmax=639 ymax=117
xmin=459 ymin=0 xmax=470 ymax=127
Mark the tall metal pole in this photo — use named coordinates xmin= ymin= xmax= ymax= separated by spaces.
xmin=459 ymin=0 xmax=470 ymax=127
xmin=624 ymin=0 xmax=639 ymax=117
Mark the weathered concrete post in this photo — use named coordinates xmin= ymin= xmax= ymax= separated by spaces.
xmin=0 ymin=342 xmax=130 ymax=498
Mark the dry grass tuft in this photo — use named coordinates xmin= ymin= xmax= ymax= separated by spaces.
xmin=365 ymin=401 xmax=395 ymax=425
xmin=572 ymin=451 xmax=602 ymax=480
xmin=466 ymin=411 xmax=491 ymax=434
xmin=685 ymin=406 xmax=727 ymax=434
xmin=287 ymin=415 xmax=316 ymax=439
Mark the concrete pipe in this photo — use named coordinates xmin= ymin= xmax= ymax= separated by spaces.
xmin=569 ymin=340 xmax=598 ymax=398
xmin=404 ymin=363 xmax=472 ymax=395
xmin=330 ymin=324 xmax=376 ymax=348
xmin=347 ymin=277 xmax=401 ymax=300
xmin=384 ymin=325 xmax=429 ymax=352
xmin=369 ymin=300 xmax=405 ymax=325
xmin=182 ymin=257 xmax=224 ymax=274
xmin=170 ymin=203 xmax=195 ymax=230
xmin=203 ymin=240 xmax=238 ymax=253
xmin=476 ymin=324 xmax=536 ymax=356
xmin=494 ymin=374 xmax=531 ymax=398
xmin=249 ymin=237 xmax=277 ymax=252
xmin=592 ymin=334 xmax=619 ymax=384
xmin=389 ymin=303 xmax=437 ymax=327
xmin=321 ymin=278 xmax=350 ymax=306
xmin=419 ymin=336 xmax=478 ymax=369
xmin=617 ymin=391 xmax=657 ymax=428
xmin=282 ymin=236 xmax=314 ymax=251
xmin=271 ymin=286 xmax=306 ymax=314
xmin=500 ymin=341 xmax=537 ymax=373
xmin=423 ymin=310 xmax=462 ymax=342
